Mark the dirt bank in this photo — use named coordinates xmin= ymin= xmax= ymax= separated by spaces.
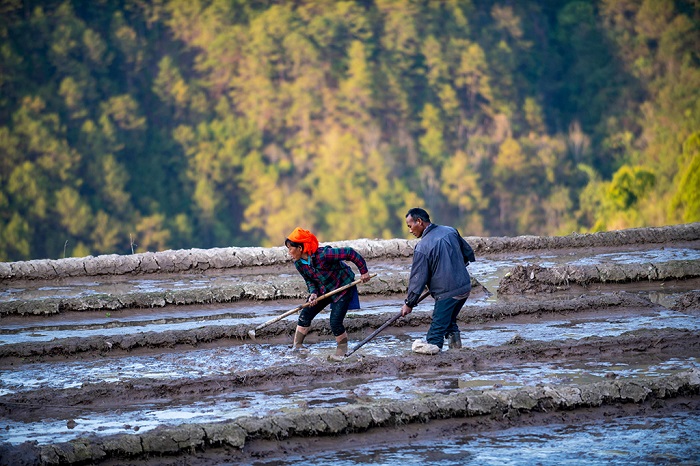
xmin=2 ymin=370 xmax=698 ymax=465
xmin=2 ymin=327 xmax=698 ymax=420
xmin=2 ymin=223 xmax=698 ymax=281
xmin=0 ymin=271 xmax=423 ymax=317
xmin=0 ymin=291 xmax=660 ymax=359
xmin=1 ymin=224 xmax=698 ymax=465
xmin=498 ymin=261 xmax=700 ymax=294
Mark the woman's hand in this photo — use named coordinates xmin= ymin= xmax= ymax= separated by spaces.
xmin=361 ymin=272 xmax=371 ymax=283
xmin=308 ymin=293 xmax=318 ymax=306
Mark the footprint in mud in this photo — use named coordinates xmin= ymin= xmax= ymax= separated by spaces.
xmin=552 ymin=376 xmax=573 ymax=384
xmin=291 ymin=350 xmax=309 ymax=359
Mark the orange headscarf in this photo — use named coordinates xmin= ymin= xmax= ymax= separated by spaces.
xmin=287 ymin=227 xmax=319 ymax=254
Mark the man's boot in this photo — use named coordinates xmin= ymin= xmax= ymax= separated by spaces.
xmin=412 ymin=339 xmax=440 ymax=355
xmin=446 ymin=332 xmax=462 ymax=349
xmin=292 ymin=325 xmax=309 ymax=351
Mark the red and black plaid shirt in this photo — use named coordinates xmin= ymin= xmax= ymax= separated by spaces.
xmin=294 ymin=246 xmax=368 ymax=302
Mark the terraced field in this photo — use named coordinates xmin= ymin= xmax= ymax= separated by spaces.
xmin=1 ymin=223 xmax=699 ymax=465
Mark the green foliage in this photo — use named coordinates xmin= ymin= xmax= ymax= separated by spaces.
xmin=670 ymin=132 xmax=700 ymax=223
xmin=55 ymin=186 xmax=92 ymax=236
xmin=0 ymin=0 xmax=697 ymax=261
xmin=607 ymin=165 xmax=656 ymax=210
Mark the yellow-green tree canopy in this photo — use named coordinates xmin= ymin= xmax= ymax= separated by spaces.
xmin=0 ymin=0 xmax=697 ymax=261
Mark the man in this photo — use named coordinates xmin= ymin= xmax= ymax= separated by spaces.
xmin=285 ymin=227 xmax=372 ymax=360
xmin=401 ymin=208 xmax=475 ymax=355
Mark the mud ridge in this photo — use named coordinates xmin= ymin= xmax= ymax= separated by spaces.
xmin=2 ymin=370 xmax=698 ymax=465
xmin=0 ymin=292 xmax=654 ymax=359
xmin=498 ymin=260 xmax=700 ymax=294
xmin=1 ymin=225 xmax=698 ymax=464
xmin=0 ymin=273 xmax=443 ymax=317
xmin=1 ymin=223 xmax=698 ymax=281
xmin=262 ymin=291 xmax=656 ymax=338
xmin=2 ymin=328 xmax=698 ymax=417
xmin=672 ymin=290 xmax=700 ymax=312
xmin=0 ymin=275 xmax=491 ymax=317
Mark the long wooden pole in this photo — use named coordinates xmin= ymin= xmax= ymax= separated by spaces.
xmin=344 ymin=289 xmax=431 ymax=357
xmin=248 ymin=273 xmax=376 ymax=340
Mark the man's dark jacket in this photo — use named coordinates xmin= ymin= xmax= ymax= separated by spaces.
xmin=405 ymin=223 xmax=475 ymax=307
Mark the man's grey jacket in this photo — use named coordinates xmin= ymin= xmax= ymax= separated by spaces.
xmin=405 ymin=223 xmax=476 ymax=308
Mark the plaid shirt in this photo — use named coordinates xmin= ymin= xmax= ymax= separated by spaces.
xmin=294 ymin=246 xmax=369 ymax=302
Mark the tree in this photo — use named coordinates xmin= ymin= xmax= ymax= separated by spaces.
xmin=239 ymin=150 xmax=309 ymax=246
xmin=670 ymin=132 xmax=700 ymax=223
xmin=492 ymin=138 xmax=527 ymax=232
xmin=418 ymin=103 xmax=446 ymax=166
xmin=454 ymin=40 xmax=493 ymax=123
xmin=337 ymin=40 xmax=373 ymax=131
xmin=608 ymin=165 xmax=656 ymax=210
xmin=440 ymin=150 xmax=486 ymax=234
xmin=55 ymin=186 xmax=92 ymax=237
xmin=1 ymin=0 xmax=698 ymax=260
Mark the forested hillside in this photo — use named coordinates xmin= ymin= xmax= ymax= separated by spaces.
xmin=0 ymin=0 xmax=698 ymax=261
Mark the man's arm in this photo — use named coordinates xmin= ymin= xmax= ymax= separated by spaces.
xmin=404 ymin=251 xmax=429 ymax=309
xmin=457 ymin=231 xmax=475 ymax=264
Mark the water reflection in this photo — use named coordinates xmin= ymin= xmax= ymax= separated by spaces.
xmin=252 ymin=411 xmax=700 ymax=465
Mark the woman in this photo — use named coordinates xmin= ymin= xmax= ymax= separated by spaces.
xmin=285 ymin=227 xmax=372 ymax=359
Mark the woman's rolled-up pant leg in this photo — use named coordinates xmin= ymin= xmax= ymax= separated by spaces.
xmin=328 ymin=288 xmax=356 ymax=336
xmin=297 ymin=298 xmax=329 ymax=328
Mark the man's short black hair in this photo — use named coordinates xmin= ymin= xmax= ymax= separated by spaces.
xmin=406 ymin=208 xmax=430 ymax=223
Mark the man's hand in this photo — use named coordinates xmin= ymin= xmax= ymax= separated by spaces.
xmin=308 ymin=293 xmax=318 ymax=306
xmin=401 ymin=303 xmax=412 ymax=316
xmin=361 ymin=272 xmax=371 ymax=283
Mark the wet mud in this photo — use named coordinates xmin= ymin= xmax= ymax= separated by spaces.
xmin=2 ymin=223 xmax=698 ymax=282
xmin=0 ymin=223 xmax=699 ymax=465
xmin=2 ymin=327 xmax=698 ymax=415
xmin=2 ymin=371 xmax=699 ymax=465
xmin=498 ymin=261 xmax=700 ymax=294
xmin=0 ymin=271 xmax=417 ymax=317
xmin=0 ymin=291 xmax=653 ymax=359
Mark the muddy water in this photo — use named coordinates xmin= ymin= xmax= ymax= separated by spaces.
xmin=259 ymin=411 xmax=700 ymax=465
xmin=3 ymin=354 xmax=698 ymax=447
xmin=1 ymin=238 xmax=699 ymax=464
xmin=2 ymin=303 xmax=698 ymax=393
xmin=2 ymin=245 xmax=696 ymax=309
xmin=2 ymin=246 xmax=698 ymax=345
xmin=471 ymin=246 xmax=700 ymax=289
